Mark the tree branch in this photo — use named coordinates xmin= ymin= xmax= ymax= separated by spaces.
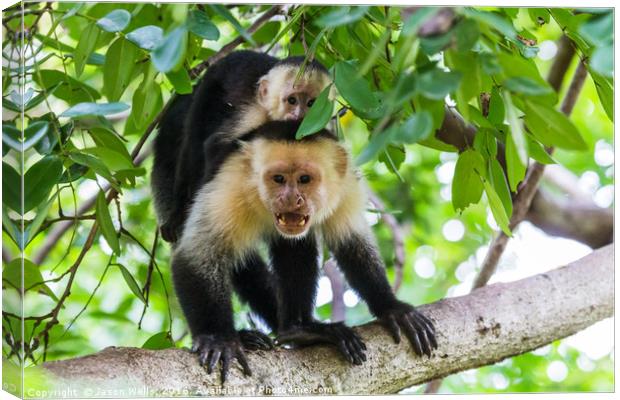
xmin=39 ymin=245 xmax=612 ymax=395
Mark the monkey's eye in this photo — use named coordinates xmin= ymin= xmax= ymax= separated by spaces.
xmin=273 ymin=175 xmax=285 ymax=184
xmin=287 ymin=96 xmax=297 ymax=105
xmin=307 ymin=99 xmax=315 ymax=107
xmin=299 ymin=175 xmax=311 ymax=184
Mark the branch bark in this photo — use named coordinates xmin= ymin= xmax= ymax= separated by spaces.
xmin=41 ymin=245 xmax=613 ymax=395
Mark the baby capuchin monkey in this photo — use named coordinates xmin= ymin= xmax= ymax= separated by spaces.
xmin=171 ymin=120 xmax=437 ymax=383
xmin=152 ymin=51 xmax=331 ymax=243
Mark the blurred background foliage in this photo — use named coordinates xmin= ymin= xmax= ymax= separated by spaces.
xmin=1 ymin=2 xmax=613 ymax=394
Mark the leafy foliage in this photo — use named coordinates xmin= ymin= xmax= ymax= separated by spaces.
xmin=1 ymin=3 xmax=612 ymax=394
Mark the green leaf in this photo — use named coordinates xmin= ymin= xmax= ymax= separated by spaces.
xmin=505 ymin=134 xmax=526 ymax=192
xmin=60 ymin=102 xmax=129 ymax=118
xmin=393 ymin=111 xmax=433 ymax=144
xmin=126 ymin=25 xmax=164 ymax=50
xmin=334 ymin=61 xmax=383 ymax=118
xmin=504 ymin=77 xmax=553 ymax=97
xmin=24 ymin=156 xmax=63 ymax=214
xmin=528 ymin=8 xmax=550 ymax=25
xmin=3 ymin=259 xmax=57 ymax=299
xmin=2 ymin=122 xmax=50 ymax=153
xmin=452 ymin=149 xmax=485 ymax=212
xmin=103 ymin=38 xmax=139 ymax=101
xmin=522 ymin=100 xmax=588 ymax=150
xmin=356 ymin=126 xmax=398 ymax=166
xmin=115 ymin=264 xmax=146 ymax=303
xmin=463 ymin=8 xmax=517 ymax=40
xmin=316 ymin=6 xmax=369 ymax=28
xmin=2 ymin=162 xmax=21 ymax=213
xmin=487 ymin=87 xmax=505 ymax=126
xmin=186 ymin=9 xmax=219 ymax=41
xmin=151 ymin=27 xmax=188 ymax=73
xmin=96 ymin=9 xmax=131 ymax=32
xmin=69 ymin=152 xmax=119 ymax=190
xmin=526 ymin=136 xmax=556 ymax=165
xmin=126 ymin=72 xmax=163 ymax=134
xmin=24 ymin=194 xmax=57 ymax=247
xmin=296 ymin=86 xmax=334 ymax=139
xmin=488 ymin=158 xmax=512 ymax=217
xmin=579 ymin=13 xmax=613 ymax=46
xmin=502 ymin=91 xmax=527 ymax=165
xmin=590 ymin=45 xmax=613 ymax=78
xmin=165 ymin=68 xmax=192 ymax=94
xmin=589 ymin=68 xmax=613 ymax=121
xmin=484 ymin=181 xmax=511 ymax=236
xmin=96 ymin=191 xmax=120 ymax=255
xmin=417 ymin=69 xmax=462 ymax=101
xmin=88 ymin=128 xmax=131 ymax=161
xmin=84 ymin=147 xmax=134 ymax=172
xmin=454 ymin=19 xmax=480 ymax=51
xmin=32 ymin=70 xmax=100 ymax=104
xmin=142 ymin=331 xmax=175 ymax=350
xmin=74 ymin=23 xmax=100 ymax=77
xmin=208 ymin=4 xmax=255 ymax=46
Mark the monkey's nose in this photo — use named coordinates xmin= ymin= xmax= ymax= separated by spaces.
xmin=296 ymin=195 xmax=304 ymax=207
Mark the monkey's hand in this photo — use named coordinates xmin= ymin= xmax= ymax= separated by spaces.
xmin=275 ymin=322 xmax=367 ymax=365
xmin=191 ymin=334 xmax=251 ymax=383
xmin=378 ymin=301 xmax=437 ymax=358
xmin=238 ymin=329 xmax=274 ymax=351
xmin=160 ymin=218 xmax=183 ymax=243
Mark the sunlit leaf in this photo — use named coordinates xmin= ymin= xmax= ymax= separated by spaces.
xmin=151 ymin=27 xmax=188 ymax=73
xmin=126 ymin=25 xmax=164 ymax=50
xmin=96 ymin=9 xmax=131 ymax=32
xmin=452 ymin=149 xmax=485 ymax=212
xmin=96 ymin=191 xmax=120 ymax=255
xmin=296 ymin=86 xmax=334 ymax=139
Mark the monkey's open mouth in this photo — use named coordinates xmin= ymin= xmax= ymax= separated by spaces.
xmin=275 ymin=212 xmax=309 ymax=228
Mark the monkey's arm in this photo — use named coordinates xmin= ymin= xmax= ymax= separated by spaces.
xmin=330 ymin=232 xmax=437 ymax=357
xmin=270 ymin=234 xmax=367 ymax=365
xmin=171 ymin=250 xmax=255 ymax=382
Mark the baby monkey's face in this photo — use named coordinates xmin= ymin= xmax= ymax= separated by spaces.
xmin=261 ymin=160 xmax=323 ymax=238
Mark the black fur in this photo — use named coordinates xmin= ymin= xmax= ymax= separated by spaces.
xmin=152 ymin=51 xmax=280 ymax=243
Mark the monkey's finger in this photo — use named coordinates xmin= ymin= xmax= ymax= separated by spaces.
xmin=384 ymin=315 xmax=401 ymax=344
xmin=400 ymin=316 xmax=424 ymax=357
xmin=199 ymin=348 xmax=211 ymax=367
xmin=408 ymin=314 xmax=432 ymax=358
xmin=418 ymin=312 xmax=437 ymax=335
xmin=221 ymin=348 xmax=231 ymax=384
xmin=342 ymin=337 xmax=364 ymax=365
xmin=208 ymin=349 xmax=222 ymax=374
xmin=336 ymin=339 xmax=356 ymax=364
xmin=236 ymin=350 xmax=252 ymax=377
xmin=418 ymin=316 xmax=438 ymax=350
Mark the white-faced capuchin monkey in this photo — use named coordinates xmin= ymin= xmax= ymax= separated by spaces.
xmin=171 ymin=120 xmax=437 ymax=383
xmin=151 ymin=51 xmax=331 ymax=243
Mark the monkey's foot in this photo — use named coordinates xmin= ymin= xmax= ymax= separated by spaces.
xmin=239 ymin=329 xmax=274 ymax=351
xmin=191 ymin=334 xmax=251 ymax=383
xmin=275 ymin=322 xmax=367 ymax=365
xmin=379 ymin=301 xmax=437 ymax=358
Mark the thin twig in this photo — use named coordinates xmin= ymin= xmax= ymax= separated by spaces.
xmin=369 ymin=192 xmax=405 ymax=292
xmin=323 ymin=258 xmax=345 ymax=322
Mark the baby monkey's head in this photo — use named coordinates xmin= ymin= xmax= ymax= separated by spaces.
xmin=243 ymin=122 xmax=349 ymax=238
xmin=257 ymin=57 xmax=331 ymax=121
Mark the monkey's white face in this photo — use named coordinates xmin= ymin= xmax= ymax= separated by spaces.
xmin=260 ymin=160 xmax=322 ymax=238
xmin=258 ymin=66 xmax=331 ymax=122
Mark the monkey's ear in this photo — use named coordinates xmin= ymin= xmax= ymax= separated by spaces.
xmin=258 ymin=77 xmax=270 ymax=104
xmin=334 ymin=145 xmax=349 ymax=177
